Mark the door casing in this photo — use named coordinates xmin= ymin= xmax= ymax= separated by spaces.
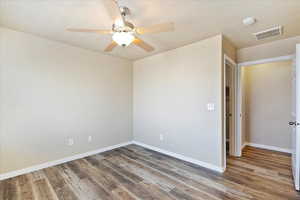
xmin=223 ymin=54 xmax=238 ymax=170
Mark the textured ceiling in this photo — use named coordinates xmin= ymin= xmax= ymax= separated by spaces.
xmin=1 ymin=0 xmax=300 ymax=60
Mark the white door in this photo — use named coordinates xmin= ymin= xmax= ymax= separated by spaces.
xmin=291 ymin=44 xmax=300 ymax=190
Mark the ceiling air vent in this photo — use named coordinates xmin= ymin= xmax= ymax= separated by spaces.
xmin=253 ymin=26 xmax=283 ymax=40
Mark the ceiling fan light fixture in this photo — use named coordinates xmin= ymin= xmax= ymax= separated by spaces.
xmin=114 ymin=18 xmax=125 ymax=28
xmin=112 ymin=32 xmax=134 ymax=47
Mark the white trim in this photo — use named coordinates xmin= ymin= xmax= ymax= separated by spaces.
xmin=223 ymin=54 xmax=238 ymax=172
xmin=242 ymin=143 xmax=247 ymax=150
xmin=0 ymin=141 xmax=133 ymax=181
xmin=246 ymin=143 xmax=292 ymax=154
xmin=238 ymin=55 xmax=294 ymax=67
xmin=294 ymin=43 xmax=300 ymax=190
xmin=132 ymin=141 xmax=225 ymax=173
xmin=224 ymin=54 xmax=237 ymax=66
xmin=236 ymin=64 xmax=243 ymax=157
xmin=236 ymin=143 xmax=246 ymax=157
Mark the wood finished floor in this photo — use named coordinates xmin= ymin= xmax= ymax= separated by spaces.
xmin=1 ymin=145 xmax=300 ymax=200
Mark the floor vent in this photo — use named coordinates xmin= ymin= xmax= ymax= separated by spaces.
xmin=253 ymin=26 xmax=283 ymax=40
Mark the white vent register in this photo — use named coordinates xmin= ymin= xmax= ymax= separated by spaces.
xmin=253 ymin=26 xmax=283 ymax=40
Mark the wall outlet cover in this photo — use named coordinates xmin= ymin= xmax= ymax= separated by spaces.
xmin=67 ymin=138 xmax=74 ymax=146
xmin=160 ymin=134 xmax=164 ymax=141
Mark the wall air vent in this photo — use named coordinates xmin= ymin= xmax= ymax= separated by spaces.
xmin=253 ymin=26 xmax=283 ymax=40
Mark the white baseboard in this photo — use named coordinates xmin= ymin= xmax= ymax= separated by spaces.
xmin=0 ymin=140 xmax=226 ymax=181
xmin=245 ymin=142 xmax=292 ymax=154
xmin=242 ymin=143 xmax=247 ymax=150
xmin=0 ymin=141 xmax=133 ymax=181
xmin=132 ymin=141 xmax=225 ymax=173
xmin=235 ymin=143 xmax=247 ymax=157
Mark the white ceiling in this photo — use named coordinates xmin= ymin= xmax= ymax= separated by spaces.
xmin=1 ymin=0 xmax=300 ymax=60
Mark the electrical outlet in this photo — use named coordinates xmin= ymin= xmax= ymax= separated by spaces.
xmin=88 ymin=136 xmax=92 ymax=143
xmin=67 ymin=138 xmax=74 ymax=146
xmin=160 ymin=134 xmax=164 ymax=141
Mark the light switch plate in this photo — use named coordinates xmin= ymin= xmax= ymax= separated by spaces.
xmin=207 ymin=103 xmax=215 ymax=111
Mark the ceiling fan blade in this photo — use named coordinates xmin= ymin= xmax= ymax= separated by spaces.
xmin=102 ymin=0 xmax=121 ymax=20
xmin=104 ymin=41 xmax=118 ymax=52
xmin=133 ymin=37 xmax=155 ymax=52
xmin=67 ymin=28 xmax=112 ymax=34
xmin=136 ymin=22 xmax=175 ymax=35
xmin=111 ymin=0 xmax=126 ymax=25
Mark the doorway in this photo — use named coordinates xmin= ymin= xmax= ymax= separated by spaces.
xmin=225 ymin=60 xmax=235 ymax=156
xmin=236 ymin=55 xmax=294 ymax=155
xmin=223 ymin=55 xmax=238 ymax=170
xmin=236 ymin=54 xmax=300 ymax=190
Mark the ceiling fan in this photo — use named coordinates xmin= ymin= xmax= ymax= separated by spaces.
xmin=67 ymin=0 xmax=174 ymax=52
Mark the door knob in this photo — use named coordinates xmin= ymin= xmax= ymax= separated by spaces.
xmin=289 ymin=121 xmax=300 ymax=126
xmin=289 ymin=121 xmax=296 ymax=126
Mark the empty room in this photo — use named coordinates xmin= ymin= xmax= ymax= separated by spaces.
xmin=1 ymin=0 xmax=300 ymax=199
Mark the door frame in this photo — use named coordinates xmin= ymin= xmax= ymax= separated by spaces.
xmin=294 ymin=44 xmax=300 ymax=190
xmin=223 ymin=54 xmax=238 ymax=170
xmin=236 ymin=54 xmax=295 ymax=156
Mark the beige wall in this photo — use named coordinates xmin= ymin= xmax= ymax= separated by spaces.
xmin=0 ymin=27 xmax=133 ymax=173
xmin=223 ymin=37 xmax=237 ymax=62
xmin=242 ymin=61 xmax=292 ymax=149
xmin=133 ymin=35 xmax=224 ymax=168
xmin=237 ymin=36 xmax=300 ymax=63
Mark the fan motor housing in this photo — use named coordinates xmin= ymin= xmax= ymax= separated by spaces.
xmin=112 ymin=21 xmax=135 ymax=33
xmin=120 ymin=6 xmax=131 ymax=16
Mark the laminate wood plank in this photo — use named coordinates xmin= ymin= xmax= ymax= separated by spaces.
xmin=18 ymin=175 xmax=35 ymax=200
xmin=107 ymin=154 xmax=176 ymax=192
xmin=100 ymin=158 xmax=143 ymax=183
xmin=74 ymin=160 xmax=119 ymax=200
xmin=224 ymin=167 xmax=297 ymax=199
xmin=111 ymin=186 xmax=137 ymax=200
xmin=31 ymin=178 xmax=58 ymax=200
xmin=75 ymin=159 xmax=119 ymax=192
xmin=57 ymin=164 xmax=105 ymax=200
xmin=84 ymin=157 xmax=158 ymax=200
xmin=1 ymin=145 xmax=300 ymax=200
xmin=0 ymin=181 xmax=4 ymax=200
xmin=139 ymin=182 xmax=176 ymax=200
xmin=125 ymin=145 xmax=296 ymax=198
xmin=44 ymin=167 xmax=79 ymax=200
xmin=80 ymin=177 xmax=117 ymax=200
xmin=30 ymin=170 xmax=46 ymax=182
xmin=170 ymin=187 xmax=200 ymax=200
xmin=2 ymin=178 xmax=18 ymax=200
xmin=120 ymin=148 xmax=247 ymax=200
xmin=87 ymin=155 xmax=181 ymax=200
xmin=66 ymin=162 xmax=88 ymax=180
xmin=109 ymin=153 xmax=219 ymax=200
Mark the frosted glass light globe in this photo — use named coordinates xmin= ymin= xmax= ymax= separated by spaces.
xmin=112 ymin=32 xmax=134 ymax=46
